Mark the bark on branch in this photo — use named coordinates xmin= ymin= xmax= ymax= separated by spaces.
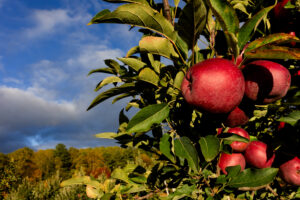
xmin=163 ymin=0 xmax=172 ymax=24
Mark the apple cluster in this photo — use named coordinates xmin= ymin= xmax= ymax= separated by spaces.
xmin=181 ymin=58 xmax=300 ymax=186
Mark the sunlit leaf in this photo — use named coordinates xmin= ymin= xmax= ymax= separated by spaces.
xmin=95 ymin=76 xmax=122 ymax=91
xmin=238 ymin=5 xmax=274 ymax=49
xmin=138 ymin=67 xmax=159 ymax=86
xmin=278 ymin=111 xmax=300 ymax=126
xmin=126 ymin=103 xmax=170 ymax=133
xmin=244 ymin=45 xmax=300 ymax=60
xmin=139 ymin=36 xmax=179 ymax=59
xmin=118 ymin=57 xmax=146 ymax=72
xmin=95 ymin=132 xmax=118 ymax=139
xmin=245 ymin=33 xmax=300 ymax=53
xmin=87 ymin=83 xmax=136 ymax=110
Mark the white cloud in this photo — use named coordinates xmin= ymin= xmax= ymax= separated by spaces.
xmin=24 ymin=9 xmax=90 ymax=38
xmin=3 ymin=77 xmax=23 ymax=85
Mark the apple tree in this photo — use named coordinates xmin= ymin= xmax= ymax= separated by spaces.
xmin=62 ymin=0 xmax=300 ymax=199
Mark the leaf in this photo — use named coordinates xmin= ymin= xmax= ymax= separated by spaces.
xmin=177 ymin=0 xmax=207 ymax=49
xmin=126 ymin=46 xmax=139 ymax=57
xmin=61 ymin=176 xmax=101 ymax=189
xmin=111 ymin=168 xmax=130 ymax=183
xmin=118 ymin=57 xmax=146 ymax=72
xmin=95 ymin=132 xmax=118 ymax=139
xmin=173 ymin=71 xmax=185 ymax=89
xmin=139 ymin=36 xmax=179 ymax=59
xmin=245 ymin=33 xmax=300 ymax=53
xmin=95 ymin=76 xmax=122 ymax=91
xmin=159 ymin=133 xmax=175 ymax=163
xmin=87 ymin=83 xmax=136 ymax=110
xmin=103 ymin=0 xmax=148 ymax=5
xmin=228 ymin=168 xmax=278 ymax=188
xmin=138 ymin=68 xmax=159 ymax=86
xmin=88 ymin=4 xmax=187 ymax=62
xmin=88 ymin=68 xmax=116 ymax=76
xmin=174 ymin=137 xmax=199 ymax=173
xmin=199 ymin=135 xmax=220 ymax=162
xmin=218 ymin=133 xmax=249 ymax=143
xmin=238 ymin=5 xmax=274 ymax=49
xmin=244 ymin=45 xmax=300 ymax=60
xmin=126 ymin=103 xmax=170 ymax=133
xmin=278 ymin=111 xmax=300 ymax=126
xmin=206 ymin=0 xmax=239 ymax=34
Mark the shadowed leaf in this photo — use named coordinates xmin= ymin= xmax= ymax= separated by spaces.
xmin=245 ymin=45 xmax=300 ymax=60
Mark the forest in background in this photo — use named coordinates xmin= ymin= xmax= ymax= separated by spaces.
xmin=0 ymin=144 xmax=155 ymax=199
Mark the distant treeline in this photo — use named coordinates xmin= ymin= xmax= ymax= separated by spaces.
xmin=0 ymin=144 xmax=154 ymax=199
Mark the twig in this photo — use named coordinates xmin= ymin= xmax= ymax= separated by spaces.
xmin=163 ymin=0 xmax=172 ymax=24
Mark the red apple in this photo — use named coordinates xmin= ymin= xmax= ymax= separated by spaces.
xmin=243 ymin=60 xmax=291 ymax=104
xmin=218 ymin=153 xmax=246 ymax=174
xmin=273 ymin=0 xmax=290 ymax=19
xmin=290 ymin=32 xmax=296 ymax=47
xmin=224 ymin=107 xmax=249 ymax=127
xmin=244 ymin=141 xmax=275 ymax=168
xmin=227 ymin=127 xmax=250 ymax=152
xmin=279 ymin=157 xmax=300 ymax=186
xmin=181 ymin=58 xmax=245 ymax=114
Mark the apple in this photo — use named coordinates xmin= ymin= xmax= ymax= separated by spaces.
xmin=218 ymin=152 xmax=246 ymax=174
xmin=243 ymin=60 xmax=291 ymax=104
xmin=279 ymin=157 xmax=300 ymax=186
xmin=181 ymin=58 xmax=245 ymax=114
xmin=224 ymin=107 xmax=249 ymax=127
xmin=244 ymin=141 xmax=275 ymax=168
xmin=273 ymin=0 xmax=290 ymax=19
xmin=227 ymin=127 xmax=250 ymax=152
xmin=290 ymin=32 xmax=296 ymax=47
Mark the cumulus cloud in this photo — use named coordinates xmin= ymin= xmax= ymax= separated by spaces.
xmin=24 ymin=9 xmax=90 ymax=38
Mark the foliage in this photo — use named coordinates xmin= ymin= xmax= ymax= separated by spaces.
xmin=62 ymin=0 xmax=300 ymax=199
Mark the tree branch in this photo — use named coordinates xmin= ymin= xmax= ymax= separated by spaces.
xmin=163 ymin=0 xmax=172 ymax=24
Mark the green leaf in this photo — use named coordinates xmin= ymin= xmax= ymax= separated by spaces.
xmin=103 ymin=0 xmax=149 ymax=5
xmin=228 ymin=168 xmax=278 ymax=188
xmin=174 ymin=137 xmax=199 ymax=173
xmin=278 ymin=111 xmax=300 ymax=126
xmin=139 ymin=36 xmax=179 ymax=59
xmin=226 ymin=165 xmax=241 ymax=179
xmin=238 ymin=5 xmax=274 ymax=49
xmin=87 ymin=83 xmax=136 ymax=110
xmin=88 ymin=4 xmax=187 ymax=62
xmin=173 ymin=71 xmax=185 ymax=89
xmin=126 ymin=46 xmax=139 ymax=57
xmin=199 ymin=135 xmax=220 ymax=162
xmin=61 ymin=176 xmax=101 ymax=189
xmin=118 ymin=57 xmax=146 ymax=72
xmin=126 ymin=103 xmax=170 ymax=133
xmin=159 ymin=133 xmax=175 ymax=163
xmin=177 ymin=0 xmax=207 ymax=49
xmin=206 ymin=0 xmax=239 ymax=56
xmin=111 ymin=168 xmax=130 ymax=183
xmin=245 ymin=33 xmax=300 ymax=53
xmin=95 ymin=132 xmax=118 ymax=139
xmin=138 ymin=68 xmax=159 ymax=86
xmin=88 ymin=68 xmax=116 ymax=76
xmin=95 ymin=76 xmax=122 ymax=91
xmin=244 ymin=45 xmax=300 ymax=60
xmin=218 ymin=133 xmax=249 ymax=143
xmin=206 ymin=0 xmax=239 ymax=34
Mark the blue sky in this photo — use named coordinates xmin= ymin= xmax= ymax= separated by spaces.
xmin=0 ymin=0 xmax=142 ymax=153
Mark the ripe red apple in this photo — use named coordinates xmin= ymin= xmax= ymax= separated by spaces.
xmin=290 ymin=32 xmax=296 ymax=47
xmin=279 ymin=157 xmax=300 ymax=186
xmin=244 ymin=141 xmax=275 ymax=168
xmin=273 ymin=0 xmax=290 ymax=19
xmin=243 ymin=60 xmax=291 ymax=104
xmin=218 ymin=152 xmax=246 ymax=174
xmin=181 ymin=58 xmax=245 ymax=114
xmin=227 ymin=127 xmax=250 ymax=152
xmin=224 ymin=107 xmax=249 ymax=127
